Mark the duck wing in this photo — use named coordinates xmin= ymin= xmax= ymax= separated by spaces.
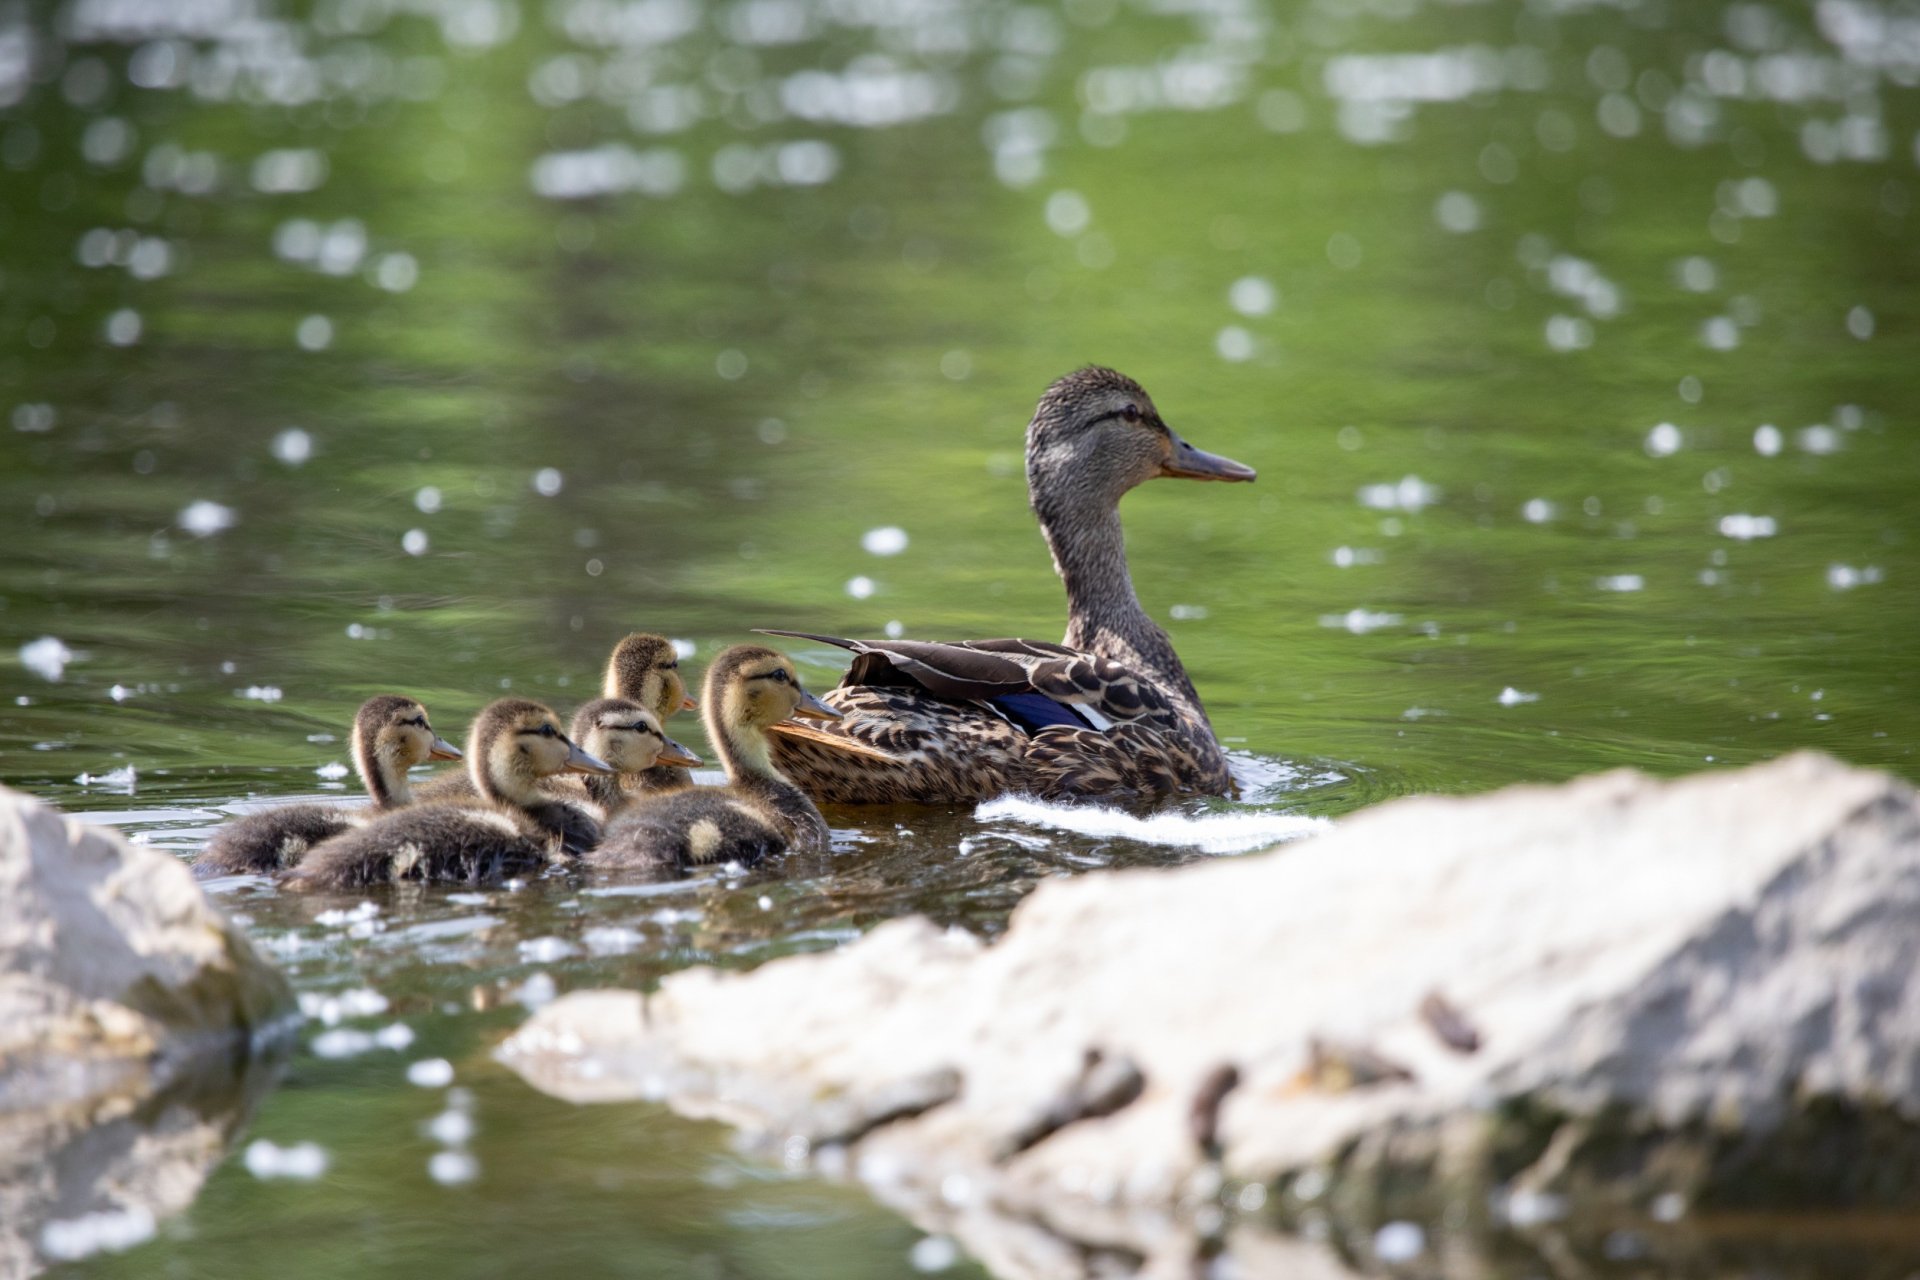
xmin=758 ymin=630 xmax=1180 ymax=731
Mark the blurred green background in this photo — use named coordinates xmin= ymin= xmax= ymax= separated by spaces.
xmin=2 ymin=0 xmax=1917 ymax=1273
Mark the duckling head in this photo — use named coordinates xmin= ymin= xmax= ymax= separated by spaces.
xmin=707 ymin=645 xmax=837 ymax=731
xmin=569 ymin=696 xmax=703 ymax=773
xmin=603 ymin=632 xmax=696 ymax=721
xmin=469 ymin=698 xmax=613 ymax=805
xmin=1025 ymin=367 xmax=1256 ymax=521
xmin=352 ymin=695 xmax=461 ymax=804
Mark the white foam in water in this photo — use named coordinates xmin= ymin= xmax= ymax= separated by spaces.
xmin=243 ymin=1139 xmax=329 ymax=1181
xmin=39 ymin=1207 xmax=157 ymax=1261
xmin=429 ymin=1150 xmax=479 ymax=1185
xmin=583 ymin=925 xmax=644 ymax=955
xmin=310 ymin=1028 xmax=376 ymax=1059
xmin=408 ymin=1057 xmax=455 ymax=1088
xmin=973 ymin=796 xmax=1326 ymax=855
xmin=18 ymin=635 xmax=75 ymax=681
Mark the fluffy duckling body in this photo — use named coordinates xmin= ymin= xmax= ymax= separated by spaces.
xmin=194 ymin=696 xmax=460 ymax=878
xmin=591 ymin=645 xmax=837 ymax=870
xmin=603 ymin=632 xmax=698 ymax=794
xmin=289 ymin=699 xmax=612 ymax=890
xmin=549 ymin=696 xmax=702 ymax=821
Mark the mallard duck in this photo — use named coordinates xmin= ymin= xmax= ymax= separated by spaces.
xmin=602 ymin=632 xmax=699 ymax=794
xmin=762 ymin=366 xmax=1255 ymax=803
xmin=288 ymin=698 xmax=614 ymax=890
xmin=554 ymin=695 xmax=703 ymax=820
xmin=193 ymin=695 xmax=461 ymax=878
xmin=589 ymin=644 xmax=864 ymax=870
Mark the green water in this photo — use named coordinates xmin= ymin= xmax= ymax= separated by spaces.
xmin=3 ymin=0 xmax=1918 ymax=1272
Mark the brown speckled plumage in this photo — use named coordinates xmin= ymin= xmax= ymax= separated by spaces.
xmin=765 ymin=367 xmax=1254 ymax=804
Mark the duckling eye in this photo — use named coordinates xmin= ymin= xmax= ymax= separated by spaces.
xmin=1121 ymin=404 xmax=1142 ymax=421
xmin=539 ymin=724 xmax=557 ymax=738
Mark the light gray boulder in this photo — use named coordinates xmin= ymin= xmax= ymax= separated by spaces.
xmin=0 ymin=783 xmax=292 ymax=1274
xmin=0 ymin=782 xmax=291 ymax=1113
xmin=502 ymin=753 xmax=1920 ymax=1273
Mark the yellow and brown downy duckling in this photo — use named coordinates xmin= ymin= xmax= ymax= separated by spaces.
xmin=288 ymin=698 xmax=613 ymax=891
xmin=551 ymin=696 xmax=703 ymax=821
xmin=762 ymin=366 xmax=1255 ymax=804
xmin=590 ymin=644 xmax=875 ymax=871
xmin=602 ymin=632 xmax=698 ymax=794
xmin=193 ymin=695 xmax=461 ymax=878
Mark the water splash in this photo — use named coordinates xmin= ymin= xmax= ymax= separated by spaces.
xmin=974 ymin=795 xmax=1328 ymax=855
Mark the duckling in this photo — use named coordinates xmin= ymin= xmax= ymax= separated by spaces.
xmin=589 ymin=644 xmax=853 ymax=870
xmin=602 ymin=632 xmax=698 ymax=794
xmin=553 ymin=696 xmax=703 ymax=820
xmin=288 ymin=699 xmax=613 ymax=890
xmin=193 ymin=695 xmax=461 ymax=878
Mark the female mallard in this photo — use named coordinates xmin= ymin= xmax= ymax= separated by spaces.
xmin=289 ymin=698 xmax=613 ymax=890
xmin=601 ymin=632 xmax=699 ymax=794
xmin=763 ymin=367 xmax=1254 ymax=803
xmin=589 ymin=644 xmax=857 ymax=870
xmin=194 ymin=695 xmax=461 ymax=877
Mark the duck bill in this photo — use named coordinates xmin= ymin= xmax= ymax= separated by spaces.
xmin=680 ymin=695 xmax=699 ymax=712
xmin=428 ymin=737 xmax=463 ymax=761
xmin=657 ymin=736 xmax=703 ymax=768
xmin=563 ymin=741 xmax=616 ymax=775
xmin=1161 ymin=429 xmax=1256 ymax=482
xmin=792 ymin=691 xmax=841 ymax=722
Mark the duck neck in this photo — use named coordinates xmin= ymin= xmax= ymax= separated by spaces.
xmin=355 ymin=737 xmax=411 ymax=810
xmin=708 ymin=702 xmax=822 ymax=843
xmin=473 ymin=747 xmax=540 ymax=811
xmin=1033 ymin=485 xmax=1212 ymax=718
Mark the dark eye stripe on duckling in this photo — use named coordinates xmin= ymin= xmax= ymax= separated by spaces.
xmin=516 ymin=724 xmax=561 ymax=738
xmin=748 ymin=669 xmax=792 ymax=684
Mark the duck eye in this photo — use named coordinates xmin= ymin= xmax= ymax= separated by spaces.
xmin=1122 ymin=404 xmax=1141 ymax=421
xmin=540 ymin=724 xmax=557 ymax=738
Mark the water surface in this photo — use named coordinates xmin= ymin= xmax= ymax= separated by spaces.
xmin=3 ymin=0 xmax=1917 ymax=1272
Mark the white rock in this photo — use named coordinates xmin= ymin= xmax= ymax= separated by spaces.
xmin=0 ymin=783 xmax=292 ymax=1272
xmin=501 ymin=754 xmax=1920 ymax=1270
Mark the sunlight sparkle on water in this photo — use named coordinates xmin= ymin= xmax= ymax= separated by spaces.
xmin=862 ymin=526 xmax=908 ymax=555
xmin=408 ymin=1057 xmax=456 ymax=1087
xmin=271 ymin=427 xmax=313 ymax=465
xmin=178 ymin=499 xmax=237 ymax=536
xmin=244 ymin=1140 xmax=329 ymax=1181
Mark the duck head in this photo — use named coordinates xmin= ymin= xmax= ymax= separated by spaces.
xmin=603 ymin=632 xmax=697 ymax=719
xmin=1025 ymin=367 xmax=1255 ymax=518
xmin=569 ymin=696 xmax=703 ymax=773
xmin=352 ymin=694 xmax=461 ymax=806
xmin=468 ymin=698 xmax=613 ymax=806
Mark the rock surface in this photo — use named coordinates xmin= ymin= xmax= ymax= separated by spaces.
xmin=502 ymin=753 xmax=1920 ymax=1273
xmin=0 ymin=783 xmax=292 ymax=1117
